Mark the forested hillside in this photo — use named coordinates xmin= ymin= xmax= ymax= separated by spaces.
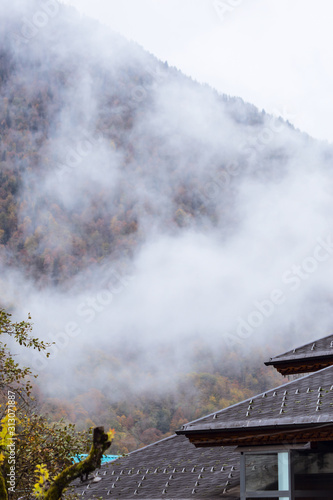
xmin=0 ymin=0 xmax=302 ymax=286
xmin=36 ymin=350 xmax=282 ymax=454
xmin=1 ymin=0 xmax=333 ymax=453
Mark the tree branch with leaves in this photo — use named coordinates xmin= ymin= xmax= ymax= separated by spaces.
xmin=34 ymin=427 xmax=114 ymax=500
xmin=0 ymin=309 xmax=113 ymax=499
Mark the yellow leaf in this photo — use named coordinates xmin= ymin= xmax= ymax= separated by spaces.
xmin=33 ymin=463 xmax=50 ymax=498
xmin=107 ymin=428 xmax=115 ymax=441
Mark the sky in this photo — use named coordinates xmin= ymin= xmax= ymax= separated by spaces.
xmin=60 ymin=0 xmax=333 ymax=143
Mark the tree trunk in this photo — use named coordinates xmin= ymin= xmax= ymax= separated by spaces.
xmin=44 ymin=427 xmax=112 ymax=500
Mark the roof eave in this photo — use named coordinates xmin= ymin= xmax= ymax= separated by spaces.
xmin=177 ymin=423 xmax=333 ymax=447
xmin=264 ymin=355 xmax=333 ymax=375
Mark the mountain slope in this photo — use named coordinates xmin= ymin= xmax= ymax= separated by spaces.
xmin=1 ymin=0 xmax=333 ymax=454
xmin=0 ymin=0 xmax=311 ymax=286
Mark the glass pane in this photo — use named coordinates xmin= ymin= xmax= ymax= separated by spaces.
xmin=245 ymin=454 xmax=279 ymax=491
xmin=293 ymin=451 xmax=333 ymax=491
xmin=278 ymin=452 xmax=289 ymax=491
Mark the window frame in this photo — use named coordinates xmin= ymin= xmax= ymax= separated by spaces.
xmin=240 ymin=447 xmax=333 ymax=500
xmin=240 ymin=450 xmax=292 ymax=500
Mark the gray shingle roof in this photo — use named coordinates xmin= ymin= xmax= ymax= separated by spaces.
xmin=69 ymin=345 xmax=333 ymax=498
xmin=177 ymin=365 xmax=333 ymax=446
xmin=68 ymin=435 xmax=240 ymax=499
xmin=265 ymin=334 xmax=333 ymax=375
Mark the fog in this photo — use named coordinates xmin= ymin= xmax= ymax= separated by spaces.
xmin=1 ymin=0 xmax=333 ymax=404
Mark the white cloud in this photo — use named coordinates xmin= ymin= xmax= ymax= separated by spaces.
xmin=62 ymin=0 xmax=333 ymax=142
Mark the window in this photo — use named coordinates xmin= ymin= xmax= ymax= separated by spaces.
xmin=240 ymin=449 xmax=333 ymax=500
xmin=293 ymin=451 xmax=333 ymax=498
xmin=245 ymin=453 xmax=279 ymax=491
xmin=241 ymin=452 xmax=290 ymax=499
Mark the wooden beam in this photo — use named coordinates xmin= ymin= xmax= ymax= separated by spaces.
xmin=266 ymin=357 xmax=333 ymax=376
xmin=186 ymin=426 xmax=333 ymax=447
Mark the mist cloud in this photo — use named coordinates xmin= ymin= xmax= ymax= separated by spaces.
xmin=1 ymin=1 xmax=333 ymax=406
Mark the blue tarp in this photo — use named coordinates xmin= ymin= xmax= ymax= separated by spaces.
xmin=73 ymin=454 xmax=119 ymax=464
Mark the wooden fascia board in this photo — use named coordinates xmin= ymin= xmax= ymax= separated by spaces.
xmin=264 ymin=357 xmax=333 ymax=375
xmin=179 ymin=423 xmax=333 ymax=447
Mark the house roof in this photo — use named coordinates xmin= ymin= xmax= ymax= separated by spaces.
xmin=69 ymin=435 xmax=240 ymax=499
xmin=177 ymin=365 xmax=333 ymax=447
xmin=69 ymin=339 xmax=333 ymax=498
xmin=70 ymin=367 xmax=333 ymax=498
xmin=265 ymin=333 xmax=333 ymax=375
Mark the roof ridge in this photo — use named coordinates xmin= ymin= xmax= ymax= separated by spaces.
xmin=123 ymin=433 xmax=178 ymax=456
xmin=267 ymin=332 xmax=333 ymax=362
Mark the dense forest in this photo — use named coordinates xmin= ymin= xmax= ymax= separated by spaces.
xmin=1 ymin=0 xmax=333 ymax=454
xmin=0 ymin=1 xmax=301 ymax=286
